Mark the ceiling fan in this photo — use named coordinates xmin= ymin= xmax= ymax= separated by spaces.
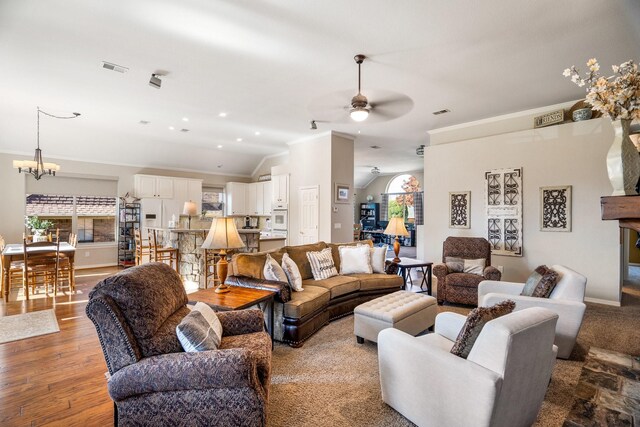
xmin=307 ymin=54 xmax=413 ymax=124
xmin=350 ymin=54 xmax=370 ymax=122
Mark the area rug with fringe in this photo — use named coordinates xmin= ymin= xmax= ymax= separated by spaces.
xmin=0 ymin=309 xmax=60 ymax=344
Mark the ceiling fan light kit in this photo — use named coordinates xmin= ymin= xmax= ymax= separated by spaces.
xmin=350 ymin=107 xmax=369 ymax=122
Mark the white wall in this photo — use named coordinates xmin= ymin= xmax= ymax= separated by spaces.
xmin=0 ymin=152 xmax=250 ymax=267
xmin=331 ymin=134 xmax=355 ymax=243
xmin=288 ymin=132 xmax=355 ymax=244
xmin=424 ymin=116 xmax=621 ymax=304
xmin=251 ymin=153 xmax=289 ymax=182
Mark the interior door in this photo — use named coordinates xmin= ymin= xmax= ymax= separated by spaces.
xmin=299 ymin=186 xmax=319 ymax=244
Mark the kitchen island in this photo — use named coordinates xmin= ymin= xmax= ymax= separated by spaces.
xmin=148 ymin=227 xmax=262 ymax=288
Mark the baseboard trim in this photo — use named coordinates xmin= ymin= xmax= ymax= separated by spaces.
xmin=75 ymin=263 xmax=118 ymax=270
xmin=584 ymin=297 xmax=621 ymax=307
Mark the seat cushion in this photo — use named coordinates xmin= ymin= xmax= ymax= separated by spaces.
xmin=348 ymin=273 xmax=403 ymax=291
xmin=445 ymin=272 xmax=484 ymax=289
xmin=283 ymin=285 xmax=330 ymax=319
xmin=284 ymin=242 xmax=328 ymax=280
xmin=303 ymin=275 xmax=360 ymax=299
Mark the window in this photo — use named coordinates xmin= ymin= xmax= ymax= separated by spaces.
xmin=385 ymin=175 xmax=421 ymax=221
xmin=25 ymin=194 xmax=117 ymax=243
xmin=202 ymin=187 xmax=225 ymax=217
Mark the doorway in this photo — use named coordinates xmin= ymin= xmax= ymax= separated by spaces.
xmin=299 ymin=186 xmax=319 ymax=244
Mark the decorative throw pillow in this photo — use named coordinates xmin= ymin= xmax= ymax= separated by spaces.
xmin=176 ymin=302 xmax=223 ymax=352
xmin=282 ymin=253 xmax=303 ymax=291
xmin=521 ymin=265 xmax=559 ymax=298
xmin=263 ymin=253 xmax=288 ymax=282
xmin=339 ymin=245 xmax=373 ymax=275
xmin=450 ymin=300 xmax=516 ymax=359
xmin=307 ymin=247 xmax=339 ymax=280
xmin=463 ymin=258 xmax=486 ymax=276
xmin=370 ymin=245 xmax=388 ymax=274
xmin=445 ymin=256 xmax=464 ymax=273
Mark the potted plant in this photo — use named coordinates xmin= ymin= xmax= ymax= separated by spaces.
xmin=25 ymin=215 xmax=55 ymax=241
xmin=564 ymin=59 xmax=640 ymax=195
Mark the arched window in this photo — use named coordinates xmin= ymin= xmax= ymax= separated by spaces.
xmin=386 ymin=174 xmax=421 ymax=220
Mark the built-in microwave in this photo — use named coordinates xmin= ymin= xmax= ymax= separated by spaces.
xmin=272 ymin=209 xmax=288 ymax=231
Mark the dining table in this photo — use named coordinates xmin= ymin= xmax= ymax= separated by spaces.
xmin=1 ymin=242 xmax=76 ymax=302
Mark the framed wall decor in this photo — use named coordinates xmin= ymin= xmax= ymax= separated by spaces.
xmin=485 ymin=167 xmax=523 ymax=257
xmin=540 ymin=185 xmax=572 ymax=232
xmin=449 ymin=191 xmax=470 ymax=229
xmin=335 ymin=183 xmax=351 ymax=204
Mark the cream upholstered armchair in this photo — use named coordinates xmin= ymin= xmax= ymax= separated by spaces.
xmin=433 ymin=237 xmax=501 ymax=306
xmin=378 ymin=308 xmax=558 ymax=427
xmin=478 ymin=264 xmax=587 ymax=359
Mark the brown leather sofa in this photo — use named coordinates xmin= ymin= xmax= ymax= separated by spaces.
xmin=227 ymin=240 xmax=403 ymax=347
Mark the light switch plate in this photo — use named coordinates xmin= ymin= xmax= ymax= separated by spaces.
xmin=334 ymin=223 xmax=341 ymax=229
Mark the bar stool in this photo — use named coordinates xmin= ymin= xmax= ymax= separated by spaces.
xmin=134 ymin=229 xmax=151 ymax=265
xmin=148 ymin=229 xmax=179 ymax=273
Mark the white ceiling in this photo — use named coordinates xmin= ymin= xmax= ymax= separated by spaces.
xmin=1 ymin=0 xmax=639 ymax=187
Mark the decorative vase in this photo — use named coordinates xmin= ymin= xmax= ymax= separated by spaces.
xmin=32 ymin=229 xmax=48 ymax=242
xmin=572 ymin=108 xmax=592 ymax=122
xmin=606 ymin=119 xmax=640 ymax=196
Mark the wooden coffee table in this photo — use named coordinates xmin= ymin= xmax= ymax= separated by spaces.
xmin=189 ymin=286 xmax=276 ymax=344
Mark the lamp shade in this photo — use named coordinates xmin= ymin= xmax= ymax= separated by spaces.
xmin=202 ymin=217 xmax=245 ymax=250
xmin=383 ymin=217 xmax=409 ymax=237
xmin=183 ymin=201 xmax=198 ymax=216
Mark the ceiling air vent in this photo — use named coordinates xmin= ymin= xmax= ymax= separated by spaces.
xmin=370 ymin=145 xmax=381 ymax=149
xmin=432 ymin=109 xmax=450 ymax=115
xmin=139 ymin=120 xmax=150 ymax=125
xmin=180 ymin=129 xmax=190 ymax=132
xmin=101 ymin=61 xmax=129 ymax=73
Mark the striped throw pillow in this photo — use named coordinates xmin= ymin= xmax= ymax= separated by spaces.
xmin=306 ymin=247 xmax=339 ymax=280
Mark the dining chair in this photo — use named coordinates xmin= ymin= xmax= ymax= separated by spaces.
xmin=23 ymin=231 xmax=61 ymax=299
xmin=133 ymin=229 xmax=150 ymax=266
xmin=56 ymin=230 xmax=76 ymax=294
xmin=148 ymin=229 xmax=179 ymax=272
xmin=203 ymin=248 xmax=221 ymax=289
xmin=353 ymin=224 xmax=362 ymax=241
xmin=68 ymin=232 xmax=78 ymax=247
xmin=0 ymin=235 xmax=24 ymax=299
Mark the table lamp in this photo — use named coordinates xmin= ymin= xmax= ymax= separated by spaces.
xmin=384 ymin=217 xmax=409 ymax=263
xmin=201 ymin=217 xmax=245 ymax=293
xmin=182 ymin=201 xmax=198 ymax=229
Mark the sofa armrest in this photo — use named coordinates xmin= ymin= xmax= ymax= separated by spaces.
xmin=478 ymin=280 xmax=524 ymax=301
xmin=483 ymin=266 xmax=501 ymax=281
xmin=225 ymin=275 xmax=291 ymax=303
xmin=433 ymin=263 xmax=448 ymax=279
xmin=378 ymin=328 xmax=501 ymax=426
xmin=434 ymin=312 xmax=468 ymax=342
xmin=108 ymin=349 xmax=261 ymax=401
xmin=216 ymin=309 xmax=265 ymax=337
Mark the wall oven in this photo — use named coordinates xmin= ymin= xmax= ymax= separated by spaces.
xmin=272 ymin=209 xmax=288 ymax=231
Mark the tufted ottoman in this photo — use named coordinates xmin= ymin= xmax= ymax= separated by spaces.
xmin=354 ymin=291 xmax=437 ymax=343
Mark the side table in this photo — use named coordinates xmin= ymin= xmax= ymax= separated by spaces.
xmin=387 ymin=257 xmax=433 ymax=295
xmin=189 ymin=286 xmax=276 ymax=345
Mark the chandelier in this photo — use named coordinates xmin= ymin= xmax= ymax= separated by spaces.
xmin=13 ymin=107 xmax=80 ymax=180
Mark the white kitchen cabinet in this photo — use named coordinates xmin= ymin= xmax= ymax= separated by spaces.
xmin=255 ymin=182 xmax=264 ymax=215
xmin=187 ymin=180 xmax=202 ymax=212
xmin=135 ymin=175 xmax=174 ymax=199
xmin=246 ymin=183 xmax=258 ymax=215
xmin=272 ymin=174 xmax=289 ymax=206
xmin=262 ymin=181 xmax=272 ymax=216
xmin=226 ymin=182 xmax=247 ymax=215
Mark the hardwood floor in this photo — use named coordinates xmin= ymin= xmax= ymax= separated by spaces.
xmin=0 ymin=267 xmax=117 ymax=426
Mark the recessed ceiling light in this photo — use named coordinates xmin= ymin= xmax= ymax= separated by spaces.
xmin=370 ymin=145 xmax=381 ymax=149
xmin=219 ymin=112 xmax=227 ymax=117
xmin=182 ymin=117 xmax=189 ymax=122
xmin=168 ymin=126 xmax=175 ymax=130
xmin=217 ymin=145 xmax=223 ymax=148
xmin=180 ymin=129 xmax=189 ymax=132
xmin=255 ymin=131 xmax=260 ymax=136
xmin=358 ymin=130 xmax=361 ymax=134
xmin=432 ymin=109 xmax=451 ymax=115
xmin=236 ymin=138 xmax=242 ymax=142
xmin=139 ymin=120 xmax=150 ymax=125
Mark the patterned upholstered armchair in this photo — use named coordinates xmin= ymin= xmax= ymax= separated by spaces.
xmin=433 ymin=237 xmax=501 ymax=306
xmin=86 ymin=263 xmax=271 ymax=427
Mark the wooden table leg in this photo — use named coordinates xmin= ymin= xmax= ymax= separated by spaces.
xmin=2 ymin=260 xmax=8 ymax=303
xmin=70 ymin=254 xmax=76 ymax=292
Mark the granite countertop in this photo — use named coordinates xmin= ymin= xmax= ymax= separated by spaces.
xmin=147 ymin=227 xmax=262 ymax=234
xmin=259 ymin=236 xmax=286 ymax=241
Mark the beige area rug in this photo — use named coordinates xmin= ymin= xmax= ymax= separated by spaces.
xmin=268 ymin=281 xmax=640 ymax=427
xmin=0 ymin=309 xmax=60 ymax=344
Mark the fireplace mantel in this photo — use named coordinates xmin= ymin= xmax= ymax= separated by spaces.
xmin=600 ymin=196 xmax=640 ymax=233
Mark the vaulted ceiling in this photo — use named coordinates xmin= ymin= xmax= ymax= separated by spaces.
xmin=1 ymin=0 xmax=639 ymax=187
